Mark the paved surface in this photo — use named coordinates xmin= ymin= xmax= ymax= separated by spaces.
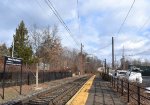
xmin=86 ymin=76 xmax=127 ymax=105
xmin=67 ymin=75 xmax=95 ymax=105
xmin=67 ymin=75 xmax=127 ymax=105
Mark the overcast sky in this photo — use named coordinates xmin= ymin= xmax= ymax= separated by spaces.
xmin=0 ymin=0 xmax=150 ymax=63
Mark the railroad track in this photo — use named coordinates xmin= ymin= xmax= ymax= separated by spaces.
xmin=23 ymin=76 xmax=90 ymax=105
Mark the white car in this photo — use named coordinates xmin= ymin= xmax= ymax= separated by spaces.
xmin=113 ymin=70 xmax=127 ymax=79
xmin=125 ymin=67 xmax=143 ymax=83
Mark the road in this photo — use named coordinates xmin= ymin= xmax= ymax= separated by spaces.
xmin=142 ymin=76 xmax=150 ymax=87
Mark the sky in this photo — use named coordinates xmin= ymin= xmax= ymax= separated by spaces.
xmin=0 ymin=0 xmax=150 ymax=63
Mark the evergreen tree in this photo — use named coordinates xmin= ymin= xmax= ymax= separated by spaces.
xmin=13 ymin=20 xmax=33 ymax=64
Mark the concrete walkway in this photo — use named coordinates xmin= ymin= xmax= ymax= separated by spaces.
xmin=66 ymin=75 xmax=95 ymax=105
xmin=67 ymin=75 xmax=127 ymax=105
xmin=86 ymin=76 xmax=127 ymax=105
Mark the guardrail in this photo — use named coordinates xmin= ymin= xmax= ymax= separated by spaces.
xmin=107 ymin=74 xmax=150 ymax=105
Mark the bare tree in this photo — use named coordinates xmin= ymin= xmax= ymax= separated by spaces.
xmin=0 ymin=43 xmax=9 ymax=57
xmin=29 ymin=25 xmax=43 ymax=59
xmin=36 ymin=25 xmax=62 ymax=71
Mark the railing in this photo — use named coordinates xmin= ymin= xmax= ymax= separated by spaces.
xmin=0 ymin=71 xmax=72 ymax=88
xmin=109 ymin=75 xmax=150 ymax=105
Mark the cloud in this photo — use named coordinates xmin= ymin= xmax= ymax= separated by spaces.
xmin=0 ymin=29 xmax=14 ymax=46
xmin=1 ymin=0 xmax=150 ymax=63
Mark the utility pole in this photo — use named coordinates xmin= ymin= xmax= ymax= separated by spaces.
xmin=104 ymin=59 xmax=106 ymax=73
xmin=112 ymin=37 xmax=114 ymax=70
xmin=80 ymin=43 xmax=84 ymax=75
xmin=115 ymin=55 xmax=117 ymax=68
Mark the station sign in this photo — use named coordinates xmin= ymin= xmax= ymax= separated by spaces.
xmin=4 ymin=56 xmax=22 ymax=65
xmin=2 ymin=56 xmax=23 ymax=99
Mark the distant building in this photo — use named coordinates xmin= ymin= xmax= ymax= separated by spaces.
xmin=97 ymin=67 xmax=104 ymax=72
xmin=120 ymin=57 xmax=130 ymax=70
xmin=39 ymin=62 xmax=50 ymax=71
xmin=120 ymin=57 xmax=125 ymax=69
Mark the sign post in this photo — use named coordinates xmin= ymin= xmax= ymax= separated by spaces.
xmin=2 ymin=57 xmax=6 ymax=99
xmin=2 ymin=56 xmax=22 ymax=99
xmin=20 ymin=64 xmax=23 ymax=95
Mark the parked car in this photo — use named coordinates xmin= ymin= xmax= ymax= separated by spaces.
xmin=113 ymin=70 xmax=127 ymax=79
xmin=125 ymin=67 xmax=143 ymax=83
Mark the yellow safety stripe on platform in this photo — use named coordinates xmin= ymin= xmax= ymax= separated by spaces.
xmin=66 ymin=75 xmax=95 ymax=105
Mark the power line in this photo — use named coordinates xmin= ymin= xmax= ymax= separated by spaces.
xmin=76 ymin=0 xmax=90 ymax=53
xmin=44 ymin=0 xmax=80 ymax=48
xmin=119 ymin=2 xmax=150 ymax=45
xmin=123 ymin=16 xmax=150 ymax=53
xmin=115 ymin=0 xmax=140 ymax=57
xmin=76 ymin=0 xmax=81 ymax=41
xmin=138 ymin=17 xmax=150 ymax=33
xmin=122 ymin=47 xmax=150 ymax=57
xmin=91 ymin=43 xmax=112 ymax=53
xmin=99 ymin=43 xmax=112 ymax=51
xmin=35 ymin=0 xmax=79 ymax=49
xmin=132 ymin=48 xmax=150 ymax=56
xmin=128 ymin=16 xmax=150 ymax=52
xmin=117 ymin=0 xmax=135 ymax=35
xmin=128 ymin=17 xmax=150 ymax=53
xmin=36 ymin=0 xmax=44 ymax=10
xmin=112 ymin=18 xmax=149 ymax=59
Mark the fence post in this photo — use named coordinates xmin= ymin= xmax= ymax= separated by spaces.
xmin=117 ymin=78 xmax=118 ymax=92
xmin=110 ymin=75 xmax=111 ymax=85
xmin=20 ymin=64 xmax=23 ymax=95
xmin=49 ymin=72 xmax=50 ymax=81
xmin=121 ymin=80 xmax=123 ymax=96
xmin=112 ymin=76 xmax=113 ymax=87
xmin=27 ymin=72 xmax=30 ymax=85
xmin=43 ymin=71 xmax=44 ymax=83
xmin=2 ymin=58 xmax=6 ymax=99
xmin=17 ymin=71 xmax=19 ymax=85
xmin=114 ymin=78 xmax=116 ymax=88
xmin=137 ymin=85 xmax=140 ymax=105
xmin=127 ymin=81 xmax=129 ymax=102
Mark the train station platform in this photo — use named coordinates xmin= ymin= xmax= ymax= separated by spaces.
xmin=67 ymin=75 xmax=127 ymax=105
